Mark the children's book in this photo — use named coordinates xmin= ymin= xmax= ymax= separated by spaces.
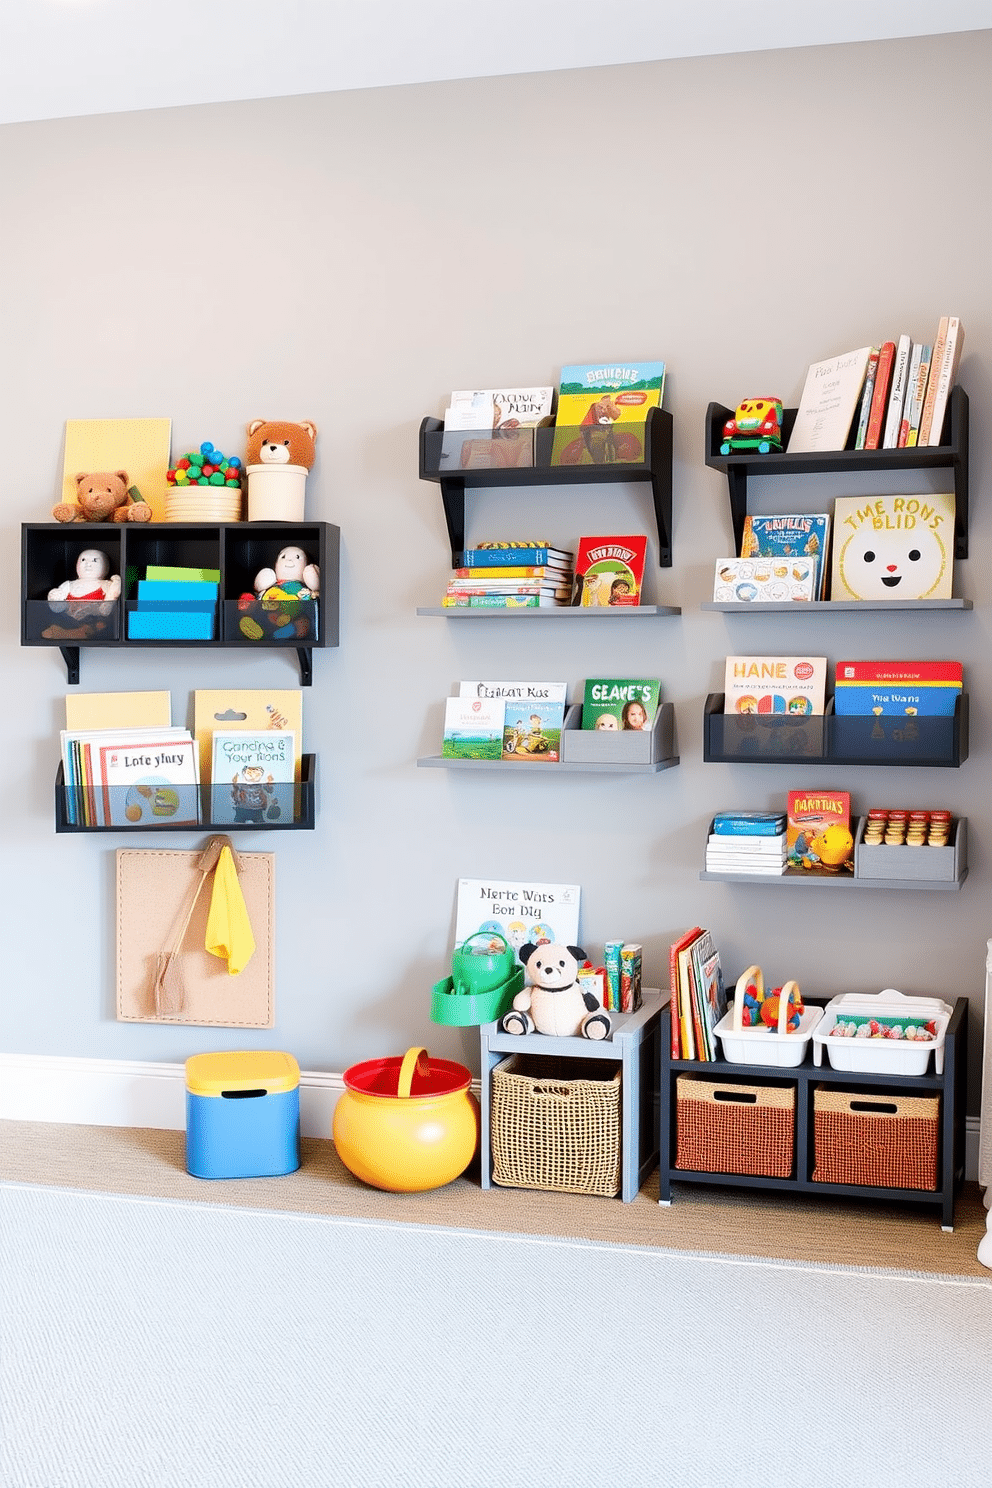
xmin=853 ymin=347 xmax=880 ymax=450
xmin=723 ymin=656 xmax=827 ymax=715
xmin=193 ymin=690 xmax=303 ymax=788
xmin=786 ymin=347 xmax=871 ymax=453
xmin=572 ymin=535 xmax=647 ymax=607
xmin=459 ymin=681 xmax=568 ymax=703
xmin=831 ymin=493 xmax=954 ymax=601
xmin=454 ymin=880 xmax=581 ymax=974
xmin=786 ymin=790 xmax=853 ymax=874
xmin=689 ymin=928 xmax=725 ymax=1062
xmin=441 ymin=697 xmax=505 ymax=760
xmin=713 ymin=556 xmax=817 ymax=604
xmin=711 ymin=812 xmax=786 ymax=836
xmin=581 ymin=679 xmax=660 ymax=731
xmin=668 ymin=927 xmax=702 ymax=1058
xmin=60 ymin=725 xmax=190 ymax=826
xmin=500 ymin=698 xmax=565 ymax=761
xmin=551 ymin=362 xmax=665 ymax=466
xmin=460 ymin=544 xmax=573 ymax=569
xmin=740 ymin=513 xmax=831 ymax=599
xmin=98 ymin=734 xmax=199 ymax=829
xmin=210 ymin=731 xmax=296 ymax=825
xmin=833 ymin=660 xmax=962 ymax=716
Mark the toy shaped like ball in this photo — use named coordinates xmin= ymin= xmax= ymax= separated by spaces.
xmin=759 ymin=985 xmax=804 ymax=1031
xmin=167 ymin=441 xmax=244 ymax=487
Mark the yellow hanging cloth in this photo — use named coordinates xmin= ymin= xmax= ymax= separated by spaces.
xmin=205 ymin=844 xmax=256 ymax=975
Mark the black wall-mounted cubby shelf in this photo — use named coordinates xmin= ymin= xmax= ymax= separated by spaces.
xmin=703 ymin=692 xmax=968 ymax=768
xmin=22 ymin=521 xmax=339 ymax=685
xmin=419 ymin=406 xmax=674 ymax=568
xmin=54 ymin=754 xmax=317 ymax=833
xmin=704 ymin=385 xmax=969 ymax=563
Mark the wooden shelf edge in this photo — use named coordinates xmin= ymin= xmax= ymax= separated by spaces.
xmin=417 ymin=605 xmax=681 ymax=618
xmin=418 ymin=757 xmax=678 ymax=773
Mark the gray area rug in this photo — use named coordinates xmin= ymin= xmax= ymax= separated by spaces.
xmin=2 ymin=1181 xmax=990 ymax=1488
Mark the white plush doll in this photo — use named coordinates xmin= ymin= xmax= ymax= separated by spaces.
xmin=500 ymin=942 xmax=611 ymax=1040
xmin=253 ymin=544 xmax=320 ymax=599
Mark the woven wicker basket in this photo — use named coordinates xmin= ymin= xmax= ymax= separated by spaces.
xmin=490 ymin=1054 xmax=622 ymax=1197
xmin=812 ymin=1085 xmax=939 ymax=1190
xmin=675 ymin=1075 xmax=795 ymax=1177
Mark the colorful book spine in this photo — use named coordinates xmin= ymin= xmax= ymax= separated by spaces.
xmin=904 ymin=344 xmax=933 ymax=447
xmin=925 ymin=316 xmax=964 ymax=446
xmin=460 ymin=547 xmax=571 ymax=567
xmin=854 ymin=347 xmax=880 ymax=450
xmin=897 ymin=342 xmax=924 ymax=447
xmin=864 ymin=341 xmax=895 ymax=449
xmin=882 ymin=334 xmax=912 ymax=448
xmin=918 ymin=316 xmax=950 ymax=446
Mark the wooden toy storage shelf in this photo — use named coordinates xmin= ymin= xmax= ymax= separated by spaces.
xmin=53 ymin=754 xmax=317 ymax=833
xmin=658 ymin=998 xmax=968 ymax=1229
xmin=703 ymin=385 xmax=969 ymax=564
xmin=21 ymin=521 xmax=340 ymax=686
xmin=418 ymin=405 xmax=676 ymax=570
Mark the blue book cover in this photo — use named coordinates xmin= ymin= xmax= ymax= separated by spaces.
xmin=833 ymin=684 xmax=960 ymax=716
xmin=137 ymin=580 xmax=219 ymax=601
xmin=712 ymin=812 xmax=787 ymax=836
xmin=461 ymin=546 xmax=572 ymax=568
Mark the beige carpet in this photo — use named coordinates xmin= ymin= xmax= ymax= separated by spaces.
xmin=3 ymin=1118 xmax=988 ymax=1276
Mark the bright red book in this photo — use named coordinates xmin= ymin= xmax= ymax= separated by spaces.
xmin=864 ymin=341 xmax=895 ymax=450
xmin=572 ymin=534 xmax=647 ymax=607
xmin=668 ymin=927 xmax=702 ymax=1057
xmin=835 ymin=660 xmax=962 ymax=683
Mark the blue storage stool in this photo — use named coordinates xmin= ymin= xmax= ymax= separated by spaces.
xmin=185 ymin=1051 xmax=301 ymax=1179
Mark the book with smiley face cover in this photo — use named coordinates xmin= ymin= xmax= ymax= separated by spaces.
xmin=831 ymin=493 xmax=954 ymax=601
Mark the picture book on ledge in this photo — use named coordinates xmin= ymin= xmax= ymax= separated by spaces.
xmin=210 ymin=730 xmax=296 ymax=826
xmin=740 ymin=513 xmax=831 ymax=599
xmin=551 ymin=362 xmax=665 ymax=466
xmin=455 ymin=880 xmax=581 ymax=972
xmin=572 ymin=534 xmax=647 ymax=607
xmin=581 ymin=679 xmax=660 ymax=731
xmin=786 ymin=789 xmax=854 ymax=875
xmin=440 ymin=386 xmax=554 ymax=471
xmin=723 ymin=656 xmax=827 ymax=715
xmin=786 ymin=346 xmax=871 ymax=453
xmin=830 ymin=493 xmax=954 ymax=601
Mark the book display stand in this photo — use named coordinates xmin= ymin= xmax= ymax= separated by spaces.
xmin=703 ymin=692 xmax=968 ymax=769
xmin=659 ymin=998 xmax=968 ymax=1230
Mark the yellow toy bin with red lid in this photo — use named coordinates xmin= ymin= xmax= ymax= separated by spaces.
xmin=185 ymin=1051 xmax=300 ymax=1179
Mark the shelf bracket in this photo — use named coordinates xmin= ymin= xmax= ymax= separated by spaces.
xmin=60 ymin=646 xmax=80 ymax=685
xmin=296 ymin=648 xmax=313 ymax=687
xmin=439 ymin=476 xmax=466 ymax=568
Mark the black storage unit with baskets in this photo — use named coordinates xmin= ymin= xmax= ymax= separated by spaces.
xmin=659 ymin=997 xmax=967 ymax=1229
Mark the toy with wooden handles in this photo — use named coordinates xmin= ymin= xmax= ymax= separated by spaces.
xmin=733 ymin=965 xmax=804 ymax=1034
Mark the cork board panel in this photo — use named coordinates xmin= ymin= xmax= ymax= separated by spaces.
xmin=116 ymin=848 xmax=274 ymax=1027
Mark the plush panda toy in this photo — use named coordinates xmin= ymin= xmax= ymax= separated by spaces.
xmin=500 ymin=942 xmax=611 ymax=1040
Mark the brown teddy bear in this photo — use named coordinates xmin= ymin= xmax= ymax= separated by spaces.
xmin=53 ymin=471 xmax=152 ymax=524
xmin=245 ymin=420 xmax=318 ymax=470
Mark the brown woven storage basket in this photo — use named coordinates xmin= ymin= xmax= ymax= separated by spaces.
xmin=675 ymin=1075 xmax=795 ymax=1178
xmin=490 ymin=1054 xmax=622 ymax=1197
xmin=812 ymin=1085 xmax=939 ymax=1190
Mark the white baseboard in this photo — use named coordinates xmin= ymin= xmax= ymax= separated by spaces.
xmin=0 ymin=1052 xmax=982 ymax=1184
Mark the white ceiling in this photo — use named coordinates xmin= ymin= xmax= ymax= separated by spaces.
xmin=2 ymin=0 xmax=990 ymax=125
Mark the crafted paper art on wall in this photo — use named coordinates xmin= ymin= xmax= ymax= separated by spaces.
xmin=830 ymin=493 xmax=954 ymax=601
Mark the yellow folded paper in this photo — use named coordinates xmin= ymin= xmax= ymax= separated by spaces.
xmin=205 ymin=845 xmax=255 ymax=975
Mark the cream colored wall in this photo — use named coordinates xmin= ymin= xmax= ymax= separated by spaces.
xmin=3 ymin=31 xmax=990 ymax=1105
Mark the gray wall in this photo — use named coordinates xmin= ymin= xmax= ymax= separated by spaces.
xmin=3 ymin=31 xmax=990 ymax=1108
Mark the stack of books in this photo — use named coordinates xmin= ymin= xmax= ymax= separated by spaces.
xmin=706 ymin=812 xmax=788 ymax=877
xmin=667 ymin=927 xmax=725 ymax=1059
xmin=443 ymin=541 xmax=574 ymax=608
xmin=127 ymin=564 xmax=219 ymax=639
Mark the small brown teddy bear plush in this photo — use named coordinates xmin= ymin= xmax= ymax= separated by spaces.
xmin=245 ymin=420 xmax=318 ymax=470
xmin=53 ymin=471 xmax=152 ymax=524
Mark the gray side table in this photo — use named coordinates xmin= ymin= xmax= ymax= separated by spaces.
xmin=478 ymin=990 xmax=666 ymax=1202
